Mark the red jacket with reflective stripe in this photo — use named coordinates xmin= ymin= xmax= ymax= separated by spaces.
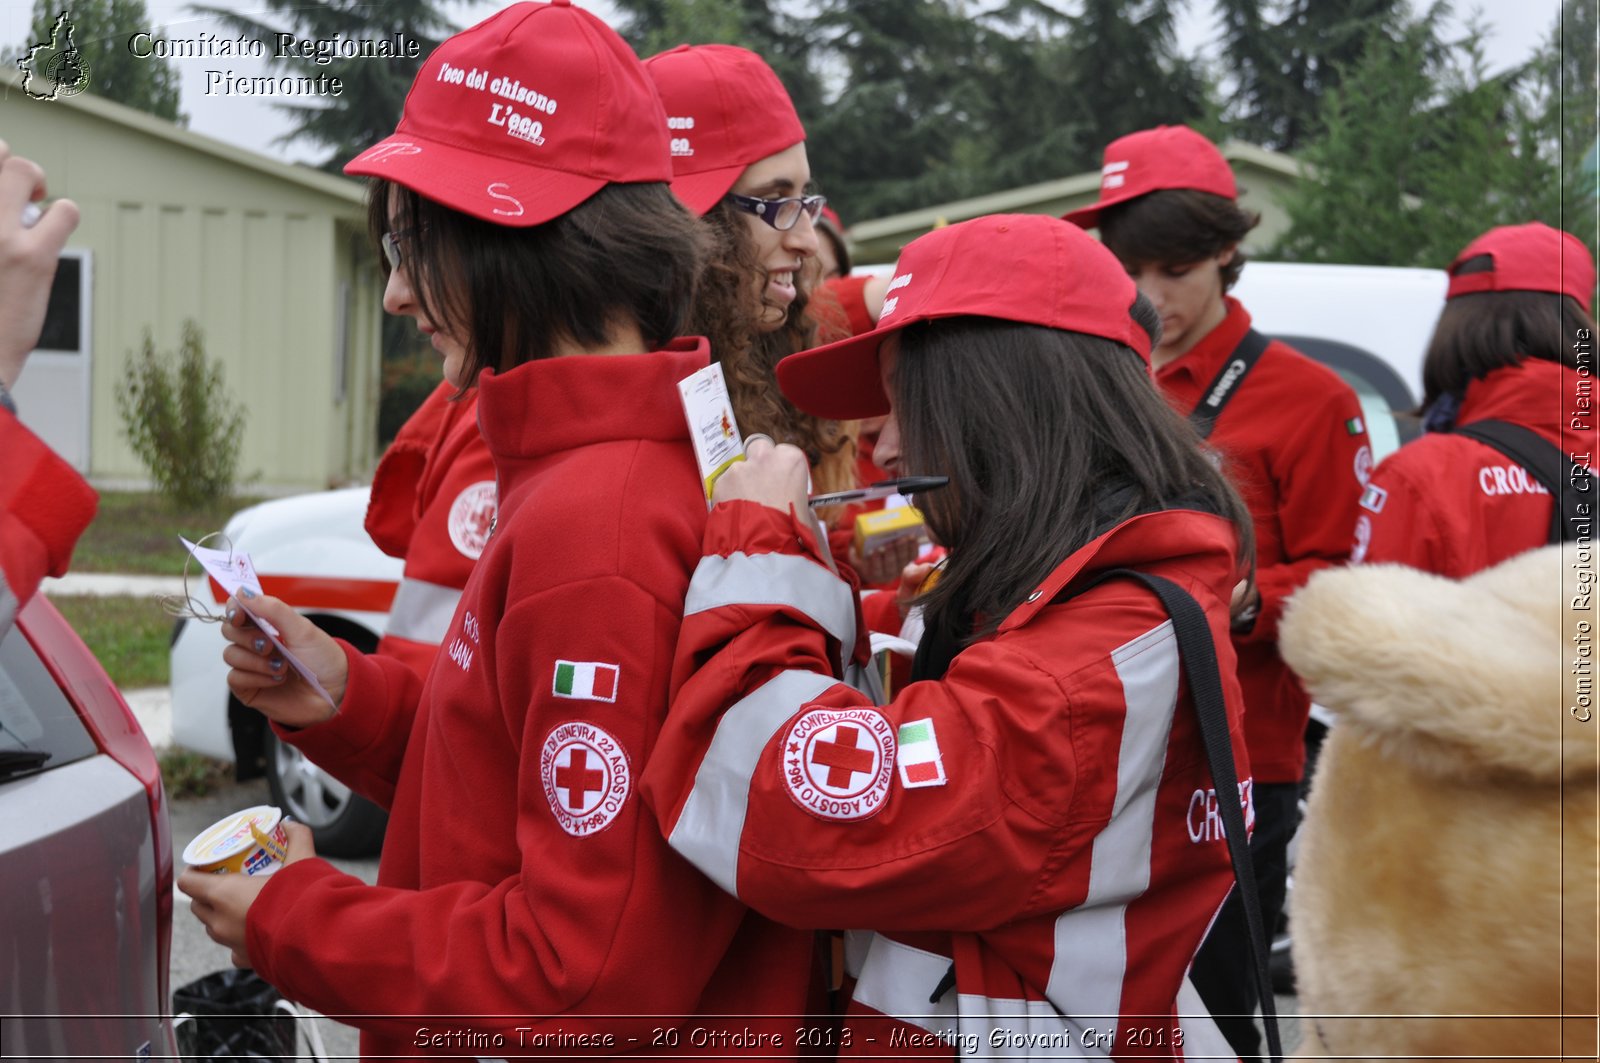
xmin=1154 ymin=297 xmax=1370 ymax=783
xmin=365 ymin=381 xmax=497 ymax=678
xmin=0 ymin=411 xmax=96 ymax=631
xmin=642 ymin=503 xmax=1252 ymax=1060
xmin=1356 ymin=359 xmax=1594 ymax=578
xmin=247 ymin=343 xmax=815 ymax=1058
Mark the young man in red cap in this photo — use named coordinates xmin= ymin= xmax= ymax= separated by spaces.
xmin=180 ymin=4 xmax=816 ymax=1056
xmin=1355 ymin=222 xmax=1596 ymax=575
xmin=643 ymin=213 xmax=1259 ymax=1058
xmin=1066 ymin=124 xmax=1370 ymax=1058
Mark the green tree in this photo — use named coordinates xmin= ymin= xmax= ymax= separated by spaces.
xmin=1217 ymin=0 xmax=1410 ymax=150
xmin=185 ymin=0 xmax=458 ymax=171
xmin=116 ymin=321 xmax=248 ymax=507
xmin=1270 ymin=4 xmax=1557 ymax=268
xmin=15 ymin=0 xmax=184 ymax=122
xmin=1055 ymin=0 xmax=1207 ymax=160
xmin=610 ymin=0 xmax=823 ymax=117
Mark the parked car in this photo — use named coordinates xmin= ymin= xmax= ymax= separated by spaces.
xmin=1 ymin=594 xmax=177 ymax=1058
xmin=169 ymin=260 xmax=1450 ymax=878
xmin=169 ymin=487 xmax=401 ymax=857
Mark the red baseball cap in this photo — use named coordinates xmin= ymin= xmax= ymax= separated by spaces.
xmin=643 ymin=44 xmax=806 ymax=216
xmin=1062 ymin=125 xmax=1237 ymax=231
xmin=776 ymin=214 xmax=1152 ymax=420
xmin=345 ymin=0 xmax=673 ymax=226
xmin=1446 ymin=222 xmax=1596 ymax=306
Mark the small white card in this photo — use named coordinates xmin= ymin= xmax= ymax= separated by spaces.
xmin=180 ymin=536 xmax=336 ymax=707
xmin=677 ymin=362 xmax=745 ymax=503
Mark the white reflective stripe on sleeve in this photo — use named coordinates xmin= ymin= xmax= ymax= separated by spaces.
xmin=1044 ymin=620 xmax=1180 ymax=1046
xmin=667 ymin=669 xmax=837 ymax=896
xmin=686 ymin=551 xmax=856 ymax=653
xmin=851 ymin=935 xmax=958 ymax=1037
xmin=383 ymin=577 xmax=463 ymax=645
xmin=1175 ymin=976 xmax=1235 ymax=1060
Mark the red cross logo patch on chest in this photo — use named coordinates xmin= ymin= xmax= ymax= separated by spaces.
xmin=540 ymin=722 xmax=632 ymax=837
xmin=783 ymin=708 xmax=897 ymax=822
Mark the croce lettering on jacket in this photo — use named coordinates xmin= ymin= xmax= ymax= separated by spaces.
xmin=244 ymin=342 xmax=813 ymax=1059
xmin=1154 ymin=297 xmax=1370 ymax=784
xmin=641 ymin=501 xmax=1253 ymax=1060
xmin=1357 ymin=359 xmax=1595 ymax=578
xmin=365 ymin=381 xmax=498 ymax=679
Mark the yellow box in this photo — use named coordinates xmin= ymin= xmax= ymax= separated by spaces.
xmin=854 ymin=506 xmax=925 ymax=555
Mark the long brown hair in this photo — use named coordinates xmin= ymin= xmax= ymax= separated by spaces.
xmin=1420 ymin=253 xmax=1597 ymax=412
xmin=896 ymin=298 xmax=1255 ymax=671
xmin=692 ymin=199 xmax=856 ymax=494
xmin=368 ymin=180 xmax=706 ymax=383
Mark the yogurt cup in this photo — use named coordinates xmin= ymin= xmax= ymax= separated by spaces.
xmin=183 ymin=805 xmax=289 ymax=876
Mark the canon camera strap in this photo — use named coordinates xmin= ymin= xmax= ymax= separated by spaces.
xmin=1453 ymin=419 xmax=1589 ymax=544
xmin=1063 ymin=568 xmax=1282 ymax=1063
xmin=1191 ymin=329 xmax=1271 ymax=440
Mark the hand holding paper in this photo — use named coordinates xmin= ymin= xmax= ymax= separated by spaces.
xmin=181 ymin=537 xmax=345 ymax=723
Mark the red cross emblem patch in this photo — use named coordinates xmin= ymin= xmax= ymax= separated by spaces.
xmin=540 ymin=722 xmax=631 ymax=837
xmin=783 ymin=708 xmax=896 ymax=822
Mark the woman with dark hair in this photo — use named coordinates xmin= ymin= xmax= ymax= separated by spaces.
xmin=1354 ymin=222 xmax=1596 ymax=575
xmin=643 ymin=214 xmax=1257 ymax=1057
xmin=642 ymin=46 xmax=892 ymax=566
xmin=1067 ymin=126 xmax=1372 ymax=1057
xmin=179 ymin=4 xmax=815 ymax=1056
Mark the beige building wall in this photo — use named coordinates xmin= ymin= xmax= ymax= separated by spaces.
xmin=2 ymin=72 xmax=381 ymax=490
xmin=848 ymin=140 xmax=1307 ymax=265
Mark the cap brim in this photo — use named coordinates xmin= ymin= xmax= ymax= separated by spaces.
xmin=1062 ymin=183 xmax=1146 ymax=230
xmin=777 ymin=319 xmax=918 ymax=420
xmin=667 ymin=164 xmax=747 ymax=216
xmin=346 ymin=131 xmax=609 ymax=227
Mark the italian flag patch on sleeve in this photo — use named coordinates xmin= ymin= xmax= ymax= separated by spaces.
xmin=552 ymin=660 xmax=620 ymax=703
xmin=1345 ymin=416 xmax=1365 ymax=436
xmin=896 ymin=718 xmax=947 ymax=788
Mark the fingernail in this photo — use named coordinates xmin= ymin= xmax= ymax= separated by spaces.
xmin=224 ymin=605 xmax=237 ymax=623
xmin=240 ymin=587 xmax=256 ymax=600
xmin=269 ymin=657 xmax=284 ymax=671
xmin=253 ymin=637 xmax=266 ymax=653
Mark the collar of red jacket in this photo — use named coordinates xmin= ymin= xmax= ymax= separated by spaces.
xmin=476 ymin=337 xmax=711 ymax=458
xmin=1457 ymin=358 xmax=1583 ymax=437
xmin=1153 ymin=295 xmax=1253 ymax=389
xmin=997 ymin=508 xmax=1240 ymax=633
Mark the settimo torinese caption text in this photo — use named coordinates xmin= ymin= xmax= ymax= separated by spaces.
xmin=128 ymin=31 xmax=421 ymax=96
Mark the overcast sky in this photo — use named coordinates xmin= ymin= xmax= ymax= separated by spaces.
xmin=5 ymin=0 xmax=1568 ymax=168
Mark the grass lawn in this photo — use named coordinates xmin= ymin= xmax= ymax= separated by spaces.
xmin=72 ymin=491 xmax=261 ymax=575
xmin=48 ymin=594 xmax=177 ymax=689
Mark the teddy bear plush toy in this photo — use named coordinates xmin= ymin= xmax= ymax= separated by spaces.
xmin=1279 ymin=544 xmax=1597 ymax=1063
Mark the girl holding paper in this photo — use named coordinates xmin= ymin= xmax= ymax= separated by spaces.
xmin=180 ymin=3 xmax=815 ymax=1057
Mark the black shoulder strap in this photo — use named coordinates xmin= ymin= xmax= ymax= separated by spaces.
xmin=1452 ymin=419 xmax=1586 ymax=544
xmin=1190 ymin=329 xmax=1271 ymax=440
xmin=1069 ymin=568 xmax=1282 ymax=1063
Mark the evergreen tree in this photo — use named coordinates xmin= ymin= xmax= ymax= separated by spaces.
xmin=1217 ymin=0 xmax=1410 ymax=150
xmin=15 ymin=0 xmax=184 ymax=122
xmin=1056 ymin=0 xmax=1207 ymax=157
xmin=185 ymin=0 xmax=457 ymax=171
xmin=1270 ymin=4 xmax=1556 ymax=268
xmin=609 ymin=0 xmax=822 ymax=116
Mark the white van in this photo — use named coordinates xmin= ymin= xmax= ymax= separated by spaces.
xmin=168 ymin=260 xmax=1450 ymax=857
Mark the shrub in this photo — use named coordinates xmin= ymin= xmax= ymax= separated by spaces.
xmin=379 ymin=347 xmax=439 ymax=444
xmin=116 ymin=320 xmax=247 ymax=507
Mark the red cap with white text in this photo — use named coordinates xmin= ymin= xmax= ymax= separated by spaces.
xmin=776 ymin=214 xmax=1151 ymax=420
xmin=1062 ymin=125 xmax=1237 ymax=231
xmin=344 ymin=0 xmax=673 ymax=226
xmin=1446 ymin=222 xmax=1596 ymax=307
xmin=643 ymin=44 xmax=806 ymax=216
